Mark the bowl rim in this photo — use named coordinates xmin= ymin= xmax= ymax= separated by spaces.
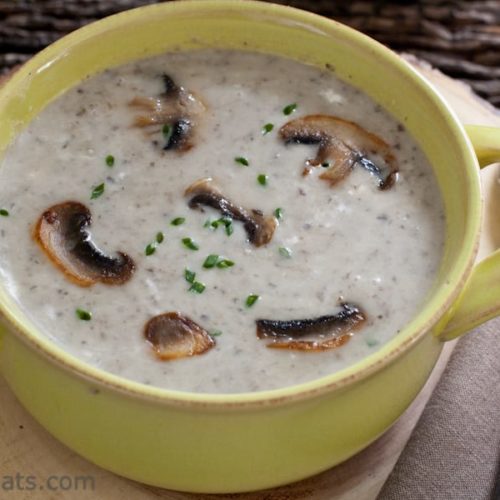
xmin=0 ymin=0 xmax=482 ymax=408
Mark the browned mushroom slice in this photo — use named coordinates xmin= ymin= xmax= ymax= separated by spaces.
xmin=144 ymin=312 xmax=215 ymax=361
xmin=34 ymin=201 xmax=135 ymax=287
xmin=256 ymin=302 xmax=366 ymax=351
xmin=129 ymin=73 xmax=205 ymax=152
xmin=279 ymin=115 xmax=398 ymax=190
xmin=185 ymin=178 xmax=277 ymax=247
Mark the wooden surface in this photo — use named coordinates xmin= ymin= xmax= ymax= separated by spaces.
xmin=0 ymin=59 xmax=499 ymax=500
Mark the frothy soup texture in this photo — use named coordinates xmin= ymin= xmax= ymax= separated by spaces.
xmin=0 ymin=51 xmax=445 ymax=393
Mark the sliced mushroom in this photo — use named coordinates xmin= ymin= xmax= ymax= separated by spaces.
xmin=34 ymin=201 xmax=135 ymax=287
xmin=144 ymin=312 xmax=215 ymax=361
xmin=129 ymin=73 xmax=205 ymax=152
xmin=185 ymin=178 xmax=277 ymax=247
xmin=256 ymin=302 xmax=366 ymax=351
xmin=280 ymin=115 xmax=398 ymax=190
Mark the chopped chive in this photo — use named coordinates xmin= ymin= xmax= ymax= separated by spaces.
xmin=105 ymin=154 xmax=115 ymax=167
xmin=283 ymin=103 xmax=297 ymax=115
xmin=162 ymin=123 xmax=173 ymax=143
xmin=0 ymin=209 xmax=9 ymax=217
xmin=217 ymin=259 xmax=234 ymax=269
xmin=182 ymin=237 xmax=199 ymax=251
xmin=366 ymin=339 xmax=379 ymax=347
xmin=257 ymin=174 xmax=268 ymax=186
xmin=234 ymin=156 xmax=249 ymax=166
xmin=246 ymin=294 xmax=259 ymax=307
xmin=203 ymin=254 xmax=220 ymax=269
xmin=189 ymin=281 xmax=206 ymax=294
xmin=90 ymin=182 xmax=105 ymax=200
xmin=262 ymin=123 xmax=274 ymax=135
xmin=274 ymin=207 xmax=283 ymax=220
xmin=156 ymin=232 xmax=164 ymax=244
xmin=171 ymin=217 xmax=185 ymax=226
xmin=184 ymin=268 xmax=196 ymax=283
xmin=278 ymin=246 xmax=292 ymax=258
xmin=206 ymin=217 xmax=233 ymax=236
xmin=145 ymin=242 xmax=157 ymax=256
xmin=76 ymin=308 xmax=92 ymax=321
xmin=210 ymin=330 xmax=223 ymax=337
xmin=321 ymin=161 xmax=330 ymax=168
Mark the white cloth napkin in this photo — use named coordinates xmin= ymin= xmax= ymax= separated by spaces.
xmin=379 ymin=318 xmax=500 ymax=500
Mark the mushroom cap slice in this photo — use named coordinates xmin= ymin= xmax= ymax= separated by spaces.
xmin=185 ymin=178 xmax=277 ymax=247
xmin=256 ymin=302 xmax=366 ymax=351
xmin=34 ymin=201 xmax=135 ymax=287
xmin=144 ymin=312 xmax=215 ymax=361
xmin=163 ymin=118 xmax=192 ymax=151
xmin=267 ymin=334 xmax=352 ymax=351
xmin=129 ymin=73 xmax=205 ymax=152
xmin=280 ymin=114 xmax=398 ymax=190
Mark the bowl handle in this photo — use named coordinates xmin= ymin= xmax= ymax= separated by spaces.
xmin=438 ymin=125 xmax=500 ymax=340
xmin=0 ymin=317 xmax=8 ymax=371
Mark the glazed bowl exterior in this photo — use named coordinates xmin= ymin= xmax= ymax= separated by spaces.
xmin=0 ymin=1 xmax=498 ymax=494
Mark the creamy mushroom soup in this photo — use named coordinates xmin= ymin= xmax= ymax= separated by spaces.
xmin=0 ymin=50 xmax=445 ymax=393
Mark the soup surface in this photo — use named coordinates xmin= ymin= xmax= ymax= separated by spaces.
xmin=0 ymin=50 xmax=445 ymax=393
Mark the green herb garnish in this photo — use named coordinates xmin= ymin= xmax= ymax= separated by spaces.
xmin=76 ymin=308 xmax=92 ymax=321
xmin=279 ymin=246 xmax=292 ymax=258
xmin=207 ymin=217 xmax=233 ymax=236
xmin=234 ymin=156 xmax=249 ymax=166
xmin=162 ymin=123 xmax=174 ymax=144
xmin=189 ymin=281 xmax=206 ymax=294
xmin=217 ymin=259 xmax=234 ymax=269
xmin=283 ymin=103 xmax=297 ymax=115
xmin=246 ymin=294 xmax=259 ymax=307
xmin=184 ymin=268 xmax=196 ymax=283
xmin=156 ymin=232 xmax=164 ymax=244
xmin=321 ymin=161 xmax=330 ymax=168
xmin=90 ymin=182 xmax=105 ymax=200
xmin=105 ymin=154 xmax=115 ymax=167
xmin=262 ymin=123 xmax=274 ymax=135
xmin=182 ymin=237 xmax=199 ymax=251
xmin=274 ymin=208 xmax=283 ymax=220
xmin=203 ymin=255 xmax=235 ymax=269
xmin=219 ymin=217 xmax=233 ymax=236
xmin=203 ymin=254 xmax=220 ymax=269
xmin=0 ymin=209 xmax=9 ymax=217
xmin=257 ymin=174 xmax=268 ymax=186
xmin=145 ymin=242 xmax=157 ymax=256
xmin=210 ymin=330 xmax=223 ymax=337
xmin=171 ymin=217 xmax=185 ymax=226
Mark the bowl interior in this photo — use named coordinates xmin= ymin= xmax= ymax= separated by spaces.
xmin=0 ymin=0 xmax=481 ymax=403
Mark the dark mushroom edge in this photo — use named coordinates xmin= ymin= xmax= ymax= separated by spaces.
xmin=185 ymin=177 xmax=277 ymax=247
xmin=129 ymin=73 xmax=205 ymax=152
xmin=144 ymin=312 xmax=215 ymax=361
xmin=34 ymin=201 xmax=135 ymax=287
xmin=279 ymin=115 xmax=398 ymax=190
xmin=256 ymin=302 xmax=366 ymax=351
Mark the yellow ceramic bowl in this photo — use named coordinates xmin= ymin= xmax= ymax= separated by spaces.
xmin=0 ymin=1 xmax=499 ymax=494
